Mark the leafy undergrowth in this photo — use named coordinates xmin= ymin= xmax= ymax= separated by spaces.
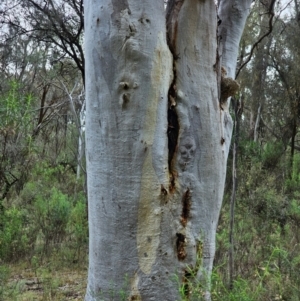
xmin=1 ymin=260 xmax=87 ymax=301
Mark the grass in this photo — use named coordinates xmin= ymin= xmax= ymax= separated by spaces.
xmin=1 ymin=256 xmax=87 ymax=301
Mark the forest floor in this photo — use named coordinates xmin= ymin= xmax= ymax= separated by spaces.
xmin=1 ymin=260 xmax=87 ymax=301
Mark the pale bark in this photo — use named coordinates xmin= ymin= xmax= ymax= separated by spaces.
xmin=217 ymin=0 xmax=252 ymax=157
xmin=166 ymin=1 xmax=229 ymax=299
xmin=85 ymin=1 xmax=251 ymax=300
xmin=76 ymin=97 xmax=85 ymax=180
xmin=61 ymin=81 xmax=86 ymax=179
xmin=218 ymin=0 xmax=252 ymax=79
xmin=254 ymin=104 xmax=262 ymax=142
xmin=85 ymin=0 xmax=173 ymax=300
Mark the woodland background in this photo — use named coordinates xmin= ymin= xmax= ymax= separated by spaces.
xmin=1 ymin=0 xmax=300 ymax=300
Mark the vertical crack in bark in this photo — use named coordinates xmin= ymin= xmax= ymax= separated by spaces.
xmin=166 ymin=0 xmax=185 ymax=55
xmin=167 ymin=86 xmax=179 ymax=191
xmin=166 ymin=0 xmax=184 ymax=191
xmin=214 ymin=20 xmax=222 ymax=104
xmin=180 ymin=189 xmax=191 ymax=227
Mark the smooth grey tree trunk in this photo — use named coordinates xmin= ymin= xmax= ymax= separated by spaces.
xmin=85 ymin=1 xmax=251 ymax=300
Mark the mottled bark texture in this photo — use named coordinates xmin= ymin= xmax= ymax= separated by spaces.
xmin=85 ymin=1 xmax=251 ymax=300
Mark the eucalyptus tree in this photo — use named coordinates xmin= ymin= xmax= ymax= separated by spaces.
xmin=84 ymin=1 xmax=251 ymax=300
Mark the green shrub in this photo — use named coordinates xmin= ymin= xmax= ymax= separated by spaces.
xmin=0 ymin=207 xmax=29 ymax=261
xmin=67 ymin=194 xmax=88 ymax=249
xmin=261 ymin=142 xmax=284 ymax=169
xmin=0 ymin=265 xmax=10 ymax=299
xmin=33 ymin=187 xmax=71 ymax=253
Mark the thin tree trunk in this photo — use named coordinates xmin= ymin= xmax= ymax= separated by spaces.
xmin=228 ymin=96 xmax=242 ymax=290
xmin=76 ymin=98 xmax=86 ymax=180
xmin=229 ymin=132 xmax=237 ymax=290
xmin=290 ymin=117 xmax=297 ymax=178
xmin=254 ymin=103 xmax=262 ymax=142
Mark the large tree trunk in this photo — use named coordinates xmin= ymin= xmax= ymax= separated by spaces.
xmin=85 ymin=1 xmax=251 ymax=300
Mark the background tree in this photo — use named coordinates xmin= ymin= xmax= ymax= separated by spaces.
xmin=0 ymin=0 xmax=87 ymax=266
xmin=1 ymin=0 xmax=84 ymax=81
xmin=0 ymin=0 xmax=86 ymax=202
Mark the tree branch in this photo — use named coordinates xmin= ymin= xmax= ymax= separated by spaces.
xmin=236 ymin=0 xmax=276 ymax=78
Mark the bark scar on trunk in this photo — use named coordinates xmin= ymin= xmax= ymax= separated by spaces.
xmin=176 ymin=232 xmax=187 ymax=260
xmin=167 ymin=86 xmax=179 ymax=191
xmin=111 ymin=0 xmax=130 ymax=28
xmin=166 ymin=0 xmax=185 ymax=54
xmin=166 ymin=0 xmax=184 ymax=192
xmin=180 ymin=188 xmax=191 ymax=227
